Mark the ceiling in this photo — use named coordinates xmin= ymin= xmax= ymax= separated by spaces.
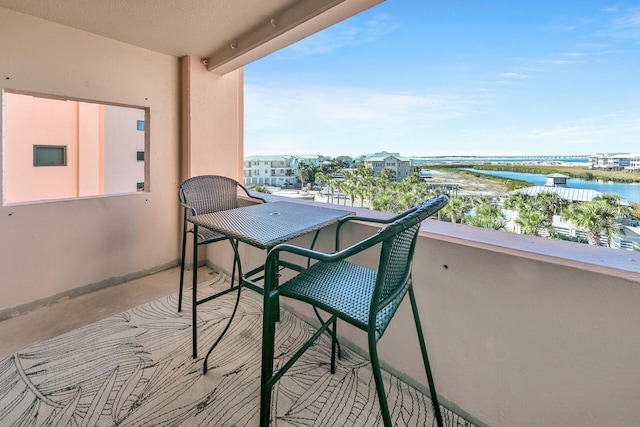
xmin=0 ymin=0 xmax=383 ymax=74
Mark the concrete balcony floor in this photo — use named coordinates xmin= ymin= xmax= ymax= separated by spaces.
xmin=0 ymin=266 xmax=467 ymax=426
xmin=0 ymin=266 xmax=186 ymax=359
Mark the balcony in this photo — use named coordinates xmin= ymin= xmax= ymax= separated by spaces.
xmin=2 ymin=194 xmax=640 ymax=426
xmin=2 ymin=1 xmax=640 ymax=425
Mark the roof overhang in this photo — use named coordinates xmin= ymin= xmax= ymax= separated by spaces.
xmin=0 ymin=0 xmax=384 ymax=75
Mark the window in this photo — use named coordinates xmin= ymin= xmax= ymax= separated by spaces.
xmin=136 ymin=120 xmax=145 ymax=131
xmin=33 ymin=145 xmax=67 ymax=166
xmin=3 ymin=90 xmax=149 ymax=204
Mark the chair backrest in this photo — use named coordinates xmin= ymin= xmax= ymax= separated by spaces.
xmin=178 ymin=175 xmax=242 ymax=219
xmin=370 ymin=195 xmax=448 ymax=330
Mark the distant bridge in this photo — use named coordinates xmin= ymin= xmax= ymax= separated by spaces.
xmin=412 ymin=155 xmax=590 ymax=162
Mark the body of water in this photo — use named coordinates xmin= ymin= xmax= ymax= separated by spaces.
xmin=468 ymin=169 xmax=640 ymax=203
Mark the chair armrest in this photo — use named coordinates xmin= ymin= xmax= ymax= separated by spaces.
xmin=336 ymin=204 xmax=420 ymax=229
xmin=334 ymin=206 xmax=419 ymax=251
xmin=180 ymin=201 xmax=197 ymax=216
xmin=264 ymin=232 xmax=382 ymax=293
xmin=239 ymin=183 xmax=267 ymax=204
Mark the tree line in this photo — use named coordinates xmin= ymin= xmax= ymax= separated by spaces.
xmin=312 ymin=164 xmax=639 ymax=248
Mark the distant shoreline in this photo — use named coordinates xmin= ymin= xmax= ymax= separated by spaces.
xmin=411 ymin=155 xmax=589 ymax=165
xmin=433 ymin=164 xmax=640 ymax=185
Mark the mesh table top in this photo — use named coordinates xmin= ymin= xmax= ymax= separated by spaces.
xmin=189 ymin=201 xmax=353 ymax=250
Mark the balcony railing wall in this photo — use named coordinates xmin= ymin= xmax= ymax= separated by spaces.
xmin=207 ymin=195 xmax=640 ymax=427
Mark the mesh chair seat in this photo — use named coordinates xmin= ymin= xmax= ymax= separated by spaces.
xmin=280 ymin=260 xmax=405 ymax=340
xmin=195 ymin=226 xmax=227 ymax=244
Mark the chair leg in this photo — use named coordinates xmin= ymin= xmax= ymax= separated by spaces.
xmin=260 ymin=292 xmax=278 ymax=427
xmin=178 ymin=222 xmax=188 ymax=313
xmin=313 ymin=306 xmax=342 ymax=360
xmin=192 ymin=225 xmax=199 ymax=359
xmin=230 ymin=238 xmax=238 ymax=288
xmin=408 ymin=286 xmax=444 ymax=427
xmin=369 ymin=333 xmax=393 ymax=427
xmin=330 ymin=319 xmax=337 ymax=374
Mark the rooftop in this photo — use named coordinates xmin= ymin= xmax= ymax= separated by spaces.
xmin=513 ymin=186 xmax=604 ymax=202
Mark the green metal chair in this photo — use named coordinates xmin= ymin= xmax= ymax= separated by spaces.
xmin=178 ymin=175 xmax=265 ymax=358
xmin=260 ymin=195 xmax=448 ymax=427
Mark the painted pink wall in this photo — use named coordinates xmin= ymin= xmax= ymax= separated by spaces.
xmin=4 ymin=93 xmax=145 ymax=203
xmin=181 ymin=56 xmax=243 ymax=181
xmin=4 ymin=93 xmax=79 ymax=203
xmin=78 ymin=102 xmax=101 ymax=197
xmin=0 ymin=7 xmax=180 ymax=319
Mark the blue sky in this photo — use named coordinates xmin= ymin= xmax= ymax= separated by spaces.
xmin=244 ymin=1 xmax=640 ymax=158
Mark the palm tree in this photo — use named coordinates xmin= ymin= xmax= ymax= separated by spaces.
xmin=397 ymin=188 xmax=419 ymax=211
xmin=315 ymin=172 xmax=329 ymax=203
xmin=355 ymin=163 xmax=373 ymax=180
xmin=503 ymin=191 xmax=567 ymax=235
xmin=536 ymin=192 xmax=568 ymax=226
xmin=379 ymin=167 xmax=396 ymax=183
xmin=443 ymin=196 xmax=472 ymax=224
xmin=371 ymin=192 xmax=391 ymax=213
xmin=594 ymin=194 xmax=633 ymax=219
xmin=564 ymin=199 xmax=622 ymax=246
xmin=326 ymin=178 xmax=335 ymax=204
xmin=297 ymin=161 xmax=310 ymax=189
xmin=503 ymin=192 xmax=531 ymax=211
xmin=466 ymin=197 xmax=506 ymax=230
xmin=344 ymin=181 xmax=357 ymax=207
xmin=515 ymin=208 xmax=546 ymax=236
xmin=334 ymin=180 xmax=348 ymax=206
xmin=404 ymin=172 xmax=424 ymax=185
xmin=362 ymin=176 xmax=378 ymax=208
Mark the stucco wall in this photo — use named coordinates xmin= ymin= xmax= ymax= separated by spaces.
xmin=4 ymin=93 xmax=80 ymax=202
xmin=0 ymin=8 xmax=181 ymax=312
xmin=180 ymin=56 xmax=244 ymax=182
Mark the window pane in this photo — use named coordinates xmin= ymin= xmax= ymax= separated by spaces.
xmin=33 ymin=145 xmax=66 ymax=166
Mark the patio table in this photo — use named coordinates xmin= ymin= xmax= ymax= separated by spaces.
xmin=188 ymin=200 xmax=352 ymax=371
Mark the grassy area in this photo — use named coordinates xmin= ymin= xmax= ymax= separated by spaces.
xmin=457 ymin=169 xmax=532 ymax=191
xmin=423 ymin=165 xmax=533 ymax=192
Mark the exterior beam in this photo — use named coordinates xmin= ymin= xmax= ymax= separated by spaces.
xmin=205 ymin=0 xmax=345 ymax=74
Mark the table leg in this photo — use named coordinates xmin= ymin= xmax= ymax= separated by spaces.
xmin=192 ymin=224 xmax=198 ymax=359
xmin=203 ymin=239 xmax=243 ymax=374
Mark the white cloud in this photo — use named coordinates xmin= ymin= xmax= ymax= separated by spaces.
xmin=538 ymin=59 xmax=578 ymax=64
xmin=499 ymin=73 xmax=528 ymax=78
xmin=244 ymin=82 xmax=473 ymax=156
xmin=598 ymin=6 xmax=640 ymax=42
xmin=283 ymin=12 xmax=397 ymax=57
xmin=499 ymin=113 xmax=640 ymax=150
